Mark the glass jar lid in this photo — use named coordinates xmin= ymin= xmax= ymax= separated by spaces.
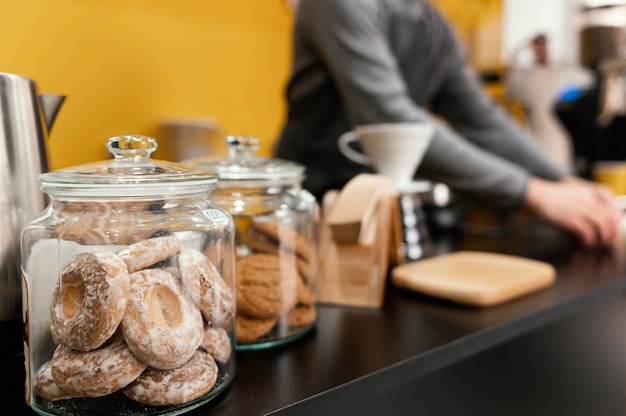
xmin=39 ymin=135 xmax=219 ymax=197
xmin=183 ymin=136 xmax=305 ymax=187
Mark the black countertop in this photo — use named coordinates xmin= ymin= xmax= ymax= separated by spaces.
xmin=5 ymin=216 xmax=626 ymax=416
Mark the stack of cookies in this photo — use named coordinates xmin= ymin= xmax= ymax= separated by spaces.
xmin=235 ymin=220 xmax=317 ymax=345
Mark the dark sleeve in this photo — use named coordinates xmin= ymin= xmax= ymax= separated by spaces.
xmin=431 ymin=56 xmax=567 ymax=181
xmin=298 ymin=0 xmax=425 ymax=123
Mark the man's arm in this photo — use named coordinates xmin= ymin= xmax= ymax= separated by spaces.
xmin=299 ymin=0 xmax=531 ymax=207
xmin=432 ymin=58 xmax=567 ymax=181
xmin=297 ymin=0 xmax=623 ymax=246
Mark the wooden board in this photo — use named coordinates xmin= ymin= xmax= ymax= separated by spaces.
xmin=391 ymin=251 xmax=556 ymax=307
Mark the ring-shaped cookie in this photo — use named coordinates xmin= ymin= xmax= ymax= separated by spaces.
xmin=116 ymin=235 xmax=182 ymax=273
xmin=200 ymin=326 xmax=232 ymax=363
xmin=177 ymin=248 xmax=234 ymax=327
xmin=121 ymin=269 xmax=203 ymax=370
xmin=50 ymin=249 xmax=130 ymax=351
xmin=123 ymin=350 xmax=218 ymax=406
xmin=34 ymin=361 xmax=74 ymax=401
xmin=50 ymin=335 xmax=148 ymax=397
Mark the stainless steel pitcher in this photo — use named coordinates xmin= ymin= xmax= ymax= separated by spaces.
xmin=0 ymin=72 xmax=65 ymax=322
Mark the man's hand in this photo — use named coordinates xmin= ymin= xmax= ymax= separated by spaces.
xmin=524 ymin=176 xmax=624 ymax=247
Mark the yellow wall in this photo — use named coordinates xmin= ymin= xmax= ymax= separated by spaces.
xmin=1 ymin=0 xmax=294 ymax=169
xmin=2 ymin=0 xmax=502 ymax=170
xmin=431 ymin=0 xmax=503 ymax=70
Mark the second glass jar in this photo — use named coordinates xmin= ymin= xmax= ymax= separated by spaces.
xmin=183 ymin=136 xmax=319 ymax=350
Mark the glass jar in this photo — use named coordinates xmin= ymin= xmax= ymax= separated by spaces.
xmin=183 ymin=136 xmax=319 ymax=350
xmin=21 ymin=136 xmax=236 ymax=416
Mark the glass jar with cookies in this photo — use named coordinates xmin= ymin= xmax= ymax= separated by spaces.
xmin=21 ymin=135 xmax=236 ymax=416
xmin=183 ymin=136 xmax=319 ymax=350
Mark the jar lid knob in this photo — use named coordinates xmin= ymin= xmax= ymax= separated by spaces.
xmin=227 ymin=136 xmax=260 ymax=159
xmin=107 ymin=135 xmax=158 ymax=160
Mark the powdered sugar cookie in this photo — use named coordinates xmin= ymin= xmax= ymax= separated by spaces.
xmin=50 ymin=335 xmax=147 ymax=397
xmin=123 ymin=350 xmax=218 ymax=406
xmin=121 ymin=269 xmax=203 ymax=370
xmin=116 ymin=235 xmax=182 ymax=273
xmin=50 ymin=249 xmax=129 ymax=351
xmin=177 ymin=248 xmax=234 ymax=328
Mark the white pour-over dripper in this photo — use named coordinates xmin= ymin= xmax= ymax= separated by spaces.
xmin=338 ymin=122 xmax=436 ymax=263
xmin=338 ymin=122 xmax=435 ymax=191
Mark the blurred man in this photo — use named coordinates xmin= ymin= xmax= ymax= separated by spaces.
xmin=276 ymin=0 xmax=622 ymax=247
